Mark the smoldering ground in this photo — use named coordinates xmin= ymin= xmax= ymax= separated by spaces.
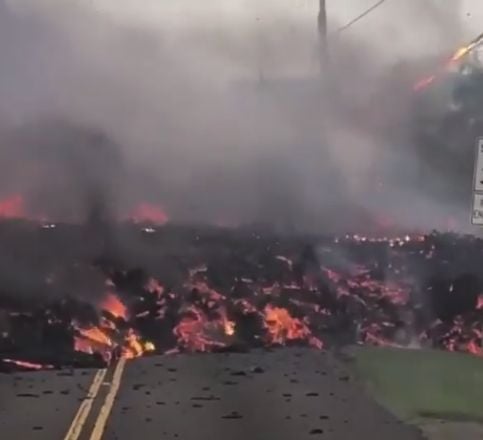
xmin=0 ymin=0 xmax=478 ymax=233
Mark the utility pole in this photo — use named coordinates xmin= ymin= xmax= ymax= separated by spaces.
xmin=318 ymin=0 xmax=328 ymax=72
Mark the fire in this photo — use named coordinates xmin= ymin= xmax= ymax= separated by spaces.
xmin=129 ymin=202 xmax=168 ymax=225
xmin=466 ymin=339 xmax=482 ymax=356
xmin=76 ymin=326 xmax=113 ymax=348
xmin=0 ymin=194 xmax=48 ymax=222
xmin=0 ymin=194 xmax=24 ymax=219
xmin=100 ymin=292 xmax=128 ymax=320
xmin=449 ymin=45 xmax=471 ymax=63
xmin=2 ymin=358 xmax=54 ymax=370
xmin=413 ymin=74 xmax=436 ymax=92
xmin=477 ymin=295 xmax=483 ymax=310
xmin=263 ymin=305 xmax=323 ymax=349
xmin=412 ymin=45 xmax=468 ymax=93
xmin=6 ymin=226 xmax=483 ymax=371
xmin=123 ymin=329 xmax=146 ymax=359
xmin=144 ymin=341 xmax=156 ymax=352
xmin=223 ymin=316 xmax=236 ymax=336
xmin=173 ymin=306 xmax=235 ymax=352
xmin=73 ymin=292 xmax=154 ymax=363
xmin=413 ymin=33 xmax=483 ymax=92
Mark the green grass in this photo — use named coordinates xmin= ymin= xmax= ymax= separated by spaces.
xmin=349 ymin=347 xmax=483 ymax=422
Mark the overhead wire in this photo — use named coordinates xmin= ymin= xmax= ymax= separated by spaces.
xmin=332 ymin=0 xmax=390 ymax=35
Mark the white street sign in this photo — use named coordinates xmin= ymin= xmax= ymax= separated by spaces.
xmin=471 ymin=193 xmax=483 ymax=225
xmin=473 ymin=138 xmax=483 ymax=191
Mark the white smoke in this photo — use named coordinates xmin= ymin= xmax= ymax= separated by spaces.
xmin=0 ymin=0 xmax=479 ymax=233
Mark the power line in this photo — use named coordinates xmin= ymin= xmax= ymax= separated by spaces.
xmin=333 ymin=0 xmax=390 ymax=35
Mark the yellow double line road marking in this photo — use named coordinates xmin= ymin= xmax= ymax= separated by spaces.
xmin=64 ymin=357 xmax=127 ymax=440
xmin=64 ymin=368 xmax=107 ymax=440
xmin=90 ymin=357 xmax=126 ymax=440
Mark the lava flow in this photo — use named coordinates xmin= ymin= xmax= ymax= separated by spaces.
xmin=0 ymin=194 xmax=25 ymax=219
xmin=128 ymin=202 xmax=169 ymax=225
xmin=73 ymin=290 xmax=155 ymax=363
xmin=0 ymin=193 xmax=169 ymax=226
xmin=1 ymin=224 xmax=483 ymax=371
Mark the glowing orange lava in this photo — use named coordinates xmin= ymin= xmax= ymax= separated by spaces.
xmin=73 ymin=292 xmax=154 ymax=363
xmin=263 ymin=305 xmax=323 ymax=349
xmin=0 ymin=194 xmax=24 ymax=219
xmin=3 ymin=358 xmax=54 ymax=370
xmin=100 ymin=292 xmax=128 ymax=320
xmin=129 ymin=202 xmax=168 ymax=225
xmin=173 ymin=306 xmax=235 ymax=352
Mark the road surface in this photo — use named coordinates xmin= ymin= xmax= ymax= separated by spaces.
xmin=0 ymin=349 xmax=424 ymax=440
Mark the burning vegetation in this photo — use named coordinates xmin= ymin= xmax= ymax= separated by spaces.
xmin=1 ymin=216 xmax=483 ymax=373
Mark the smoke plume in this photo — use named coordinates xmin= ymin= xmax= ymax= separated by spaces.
xmin=0 ymin=0 xmax=479 ymax=233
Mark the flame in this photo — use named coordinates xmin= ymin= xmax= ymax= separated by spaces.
xmin=413 ymin=39 xmax=477 ymax=92
xmin=123 ymin=329 xmax=145 ymax=359
xmin=7 ymin=229 xmax=483 ymax=366
xmin=173 ymin=306 xmax=235 ymax=352
xmin=77 ymin=326 xmax=113 ymax=347
xmin=73 ymin=291 xmax=154 ymax=362
xmin=466 ymin=339 xmax=482 ymax=356
xmin=100 ymin=292 xmax=128 ymax=320
xmin=129 ymin=202 xmax=168 ymax=225
xmin=144 ymin=341 xmax=156 ymax=352
xmin=413 ymin=74 xmax=436 ymax=92
xmin=223 ymin=316 xmax=236 ymax=336
xmin=0 ymin=194 xmax=25 ymax=219
xmin=449 ymin=45 xmax=472 ymax=64
xmin=263 ymin=305 xmax=322 ymax=348
xmin=74 ymin=325 xmax=114 ymax=362
xmin=2 ymin=358 xmax=54 ymax=370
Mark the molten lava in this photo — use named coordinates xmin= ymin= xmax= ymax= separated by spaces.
xmin=173 ymin=306 xmax=235 ymax=352
xmin=0 ymin=194 xmax=25 ymax=219
xmin=100 ymin=292 xmax=128 ymax=320
xmin=264 ymin=305 xmax=323 ymax=349
xmin=73 ymin=291 xmax=154 ymax=363
xmin=2 ymin=226 xmax=483 ymax=371
xmin=2 ymin=359 xmax=54 ymax=371
xmin=129 ymin=202 xmax=168 ymax=225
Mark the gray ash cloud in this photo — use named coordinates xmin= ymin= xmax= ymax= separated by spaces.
xmin=0 ymin=1 xmax=477 ymax=233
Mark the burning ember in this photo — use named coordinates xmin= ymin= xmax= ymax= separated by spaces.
xmin=1 ymin=223 xmax=483 ymax=372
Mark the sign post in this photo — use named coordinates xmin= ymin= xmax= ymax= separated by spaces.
xmin=471 ymin=137 xmax=483 ymax=224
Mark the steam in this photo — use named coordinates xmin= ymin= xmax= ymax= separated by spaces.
xmin=0 ymin=0 xmax=479 ymax=233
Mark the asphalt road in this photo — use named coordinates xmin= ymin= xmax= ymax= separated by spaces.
xmin=0 ymin=349 xmax=424 ymax=440
xmin=0 ymin=367 xmax=97 ymax=440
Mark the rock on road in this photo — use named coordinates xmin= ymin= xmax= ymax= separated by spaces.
xmin=0 ymin=349 xmax=424 ymax=440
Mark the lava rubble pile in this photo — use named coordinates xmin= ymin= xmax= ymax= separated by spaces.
xmin=1 ymin=221 xmax=483 ymax=372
